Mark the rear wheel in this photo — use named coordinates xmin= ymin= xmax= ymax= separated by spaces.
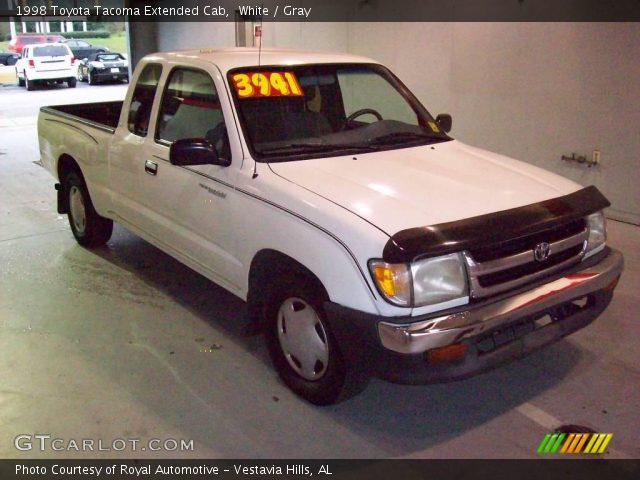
xmin=17 ymin=69 xmax=24 ymax=87
xmin=264 ymin=276 xmax=362 ymax=405
xmin=67 ymin=77 xmax=76 ymax=88
xmin=64 ymin=171 xmax=113 ymax=247
xmin=25 ymin=73 xmax=34 ymax=91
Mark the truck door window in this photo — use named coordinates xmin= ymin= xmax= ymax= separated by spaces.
xmin=156 ymin=68 xmax=230 ymax=161
xmin=127 ymin=63 xmax=162 ymax=137
xmin=337 ymin=69 xmax=417 ymax=125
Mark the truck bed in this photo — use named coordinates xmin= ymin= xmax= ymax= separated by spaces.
xmin=41 ymin=101 xmax=123 ymax=131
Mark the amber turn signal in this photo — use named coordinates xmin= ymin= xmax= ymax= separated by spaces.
xmin=426 ymin=343 xmax=467 ymax=363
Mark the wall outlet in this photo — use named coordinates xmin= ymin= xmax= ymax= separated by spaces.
xmin=592 ymin=149 xmax=601 ymax=165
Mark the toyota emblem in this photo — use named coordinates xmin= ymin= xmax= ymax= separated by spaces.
xmin=534 ymin=242 xmax=551 ymax=262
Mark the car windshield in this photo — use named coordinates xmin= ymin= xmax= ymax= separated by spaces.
xmin=229 ymin=63 xmax=450 ymax=162
xmin=96 ymin=54 xmax=123 ymax=61
xmin=33 ymin=46 xmax=69 ymax=57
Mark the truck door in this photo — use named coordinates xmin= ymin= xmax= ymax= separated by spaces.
xmin=111 ymin=64 xmax=242 ymax=292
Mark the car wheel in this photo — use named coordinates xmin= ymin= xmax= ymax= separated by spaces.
xmin=77 ymin=68 xmax=84 ymax=82
xmin=88 ymin=70 xmax=96 ymax=85
xmin=17 ymin=69 xmax=24 ymax=87
xmin=64 ymin=171 xmax=113 ymax=247
xmin=264 ymin=276 xmax=361 ymax=405
xmin=67 ymin=77 xmax=76 ymax=88
xmin=25 ymin=74 xmax=34 ymax=91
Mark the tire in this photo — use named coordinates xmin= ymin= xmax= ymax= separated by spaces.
xmin=264 ymin=275 xmax=362 ymax=405
xmin=67 ymin=77 xmax=76 ymax=88
xmin=77 ymin=68 xmax=84 ymax=82
xmin=88 ymin=70 xmax=96 ymax=85
xmin=64 ymin=171 xmax=113 ymax=247
xmin=17 ymin=69 xmax=24 ymax=87
xmin=25 ymin=73 xmax=34 ymax=91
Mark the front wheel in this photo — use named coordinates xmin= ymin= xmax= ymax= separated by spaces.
xmin=64 ymin=171 xmax=113 ymax=247
xmin=264 ymin=278 xmax=360 ymax=405
xmin=77 ymin=68 xmax=84 ymax=82
xmin=88 ymin=70 xmax=96 ymax=85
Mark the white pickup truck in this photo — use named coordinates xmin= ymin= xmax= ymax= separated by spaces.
xmin=38 ymin=48 xmax=624 ymax=404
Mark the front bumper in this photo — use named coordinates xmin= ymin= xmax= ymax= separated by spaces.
xmin=92 ymin=70 xmax=128 ymax=81
xmin=323 ymin=248 xmax=623 ymax=384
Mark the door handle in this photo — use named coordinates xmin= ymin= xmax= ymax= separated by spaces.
xmin=144 ymin=160 xmax=158 ymax=176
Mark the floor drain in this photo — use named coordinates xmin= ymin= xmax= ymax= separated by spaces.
xmin=554 ymin=424 xmax=596 ymax=434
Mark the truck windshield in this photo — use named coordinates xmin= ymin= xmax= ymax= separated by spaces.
xmin=228 ymin=63 xmax=451 ymax=161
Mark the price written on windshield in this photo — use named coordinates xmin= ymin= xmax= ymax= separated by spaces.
xmin=232 ymin=72 xmax=304 ymax=98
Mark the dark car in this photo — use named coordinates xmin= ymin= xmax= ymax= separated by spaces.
xmin=0 ymin=51 xmax=21 ymax=66
xmin=77 ymin=52 xmax=129 ymax=85
xmin=62 ymin=39 xmax=109 ymax=59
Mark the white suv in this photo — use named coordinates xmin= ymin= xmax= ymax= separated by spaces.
xmin=15 ymin=42 xmax=76 ymax=90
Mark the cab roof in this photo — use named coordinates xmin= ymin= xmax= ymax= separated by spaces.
xmin=144 ymin=47 xmax=379 ymax=73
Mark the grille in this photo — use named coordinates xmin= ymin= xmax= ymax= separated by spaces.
xmin=464 ymin=219 xmax=588 ymax=299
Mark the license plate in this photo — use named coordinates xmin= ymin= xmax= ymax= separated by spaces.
xmin=110 ymin=68 xmax=119 ymax=73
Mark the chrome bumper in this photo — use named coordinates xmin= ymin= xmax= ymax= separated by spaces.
xmin=378 ymin=249 xmax=624 ymax=354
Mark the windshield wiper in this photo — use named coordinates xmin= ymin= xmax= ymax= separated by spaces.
xmin=368 ymin=131 xmax=446 ymax=146
xmin=258 ymin=142 xmax=377 ymax=155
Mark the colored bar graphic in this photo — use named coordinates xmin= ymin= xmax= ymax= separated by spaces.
xmin=560 ymin=434 xmax=575 ymax=453
xmin=537 ymin=434 xmax=552 ymax=453
xmin=551 ymin=433 xmax=565 ymax=453
xmin=584 ymin=434 xmax=598 ymax=453
xmin=597 ymin=434 xmax=613 ymax=453
xmin=538 ymin=433 xmax=613 ymax=454
xmin=574 ymin=433 xmax=589 ymax=453
xmin=590 ymin=434 xmax=606 ymax=453
xmin=568 ymin=434 xmax=582 ymax=453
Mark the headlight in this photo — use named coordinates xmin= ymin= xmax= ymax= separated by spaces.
xmin=584 ymin=211 xmax=607 ymax=258
xmin=369 ymin=253 xmax=468 ymax=308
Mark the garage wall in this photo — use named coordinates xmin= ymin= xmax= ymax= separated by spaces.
xmin=156 ymin=22 xmax=348 ymax=52
xmin=347 ymin=22 xmax=640 ymax=224
xmin=152 ymin=21 xmax=639 ymax=223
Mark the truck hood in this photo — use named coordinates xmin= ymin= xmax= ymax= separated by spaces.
xmin=268 ymin=140 xmax=582 ymax=235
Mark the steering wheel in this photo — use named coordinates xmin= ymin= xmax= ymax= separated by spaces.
xmin=345 ymin=108 xmax=383 ymax=128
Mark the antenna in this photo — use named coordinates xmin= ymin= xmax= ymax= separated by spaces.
xmin=253 ymin=7 xmax=263 ymax=179
xmin=257 ymin=6 xmax=263 ymax=66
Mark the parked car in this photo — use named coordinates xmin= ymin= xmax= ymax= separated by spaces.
xmin=8 ymin=33 xmax=65 ymax=53
xmin=15 ymin=43 xmax=76 ymax=90
xmin=77 ymin=52 xmax=128 ymax=84
xmin=0 ymin=51 xmax=20 ymax=66
xmin=62 ymin=39 xmax=109 ymax=59
xmin=37 ymin=49 xmax=623 ymax=405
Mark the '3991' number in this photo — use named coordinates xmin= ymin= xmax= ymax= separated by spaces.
xmin=232 ymin=72 xmax=303 ymax=98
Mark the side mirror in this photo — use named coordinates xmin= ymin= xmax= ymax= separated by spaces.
xmin=169 ymin=138 xmax=230 ymax=167
xmin=435 ymin=113 xmax=452 ymax=133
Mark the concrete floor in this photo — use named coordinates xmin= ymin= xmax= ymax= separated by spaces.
xmin=0 ymin=80 xmax=638 ymax=459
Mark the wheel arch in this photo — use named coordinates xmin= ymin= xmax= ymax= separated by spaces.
xmin=56 ymin=154 xmax=85 ymax=214
xmin=246 ymin=249 xmax=329 ymax=334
